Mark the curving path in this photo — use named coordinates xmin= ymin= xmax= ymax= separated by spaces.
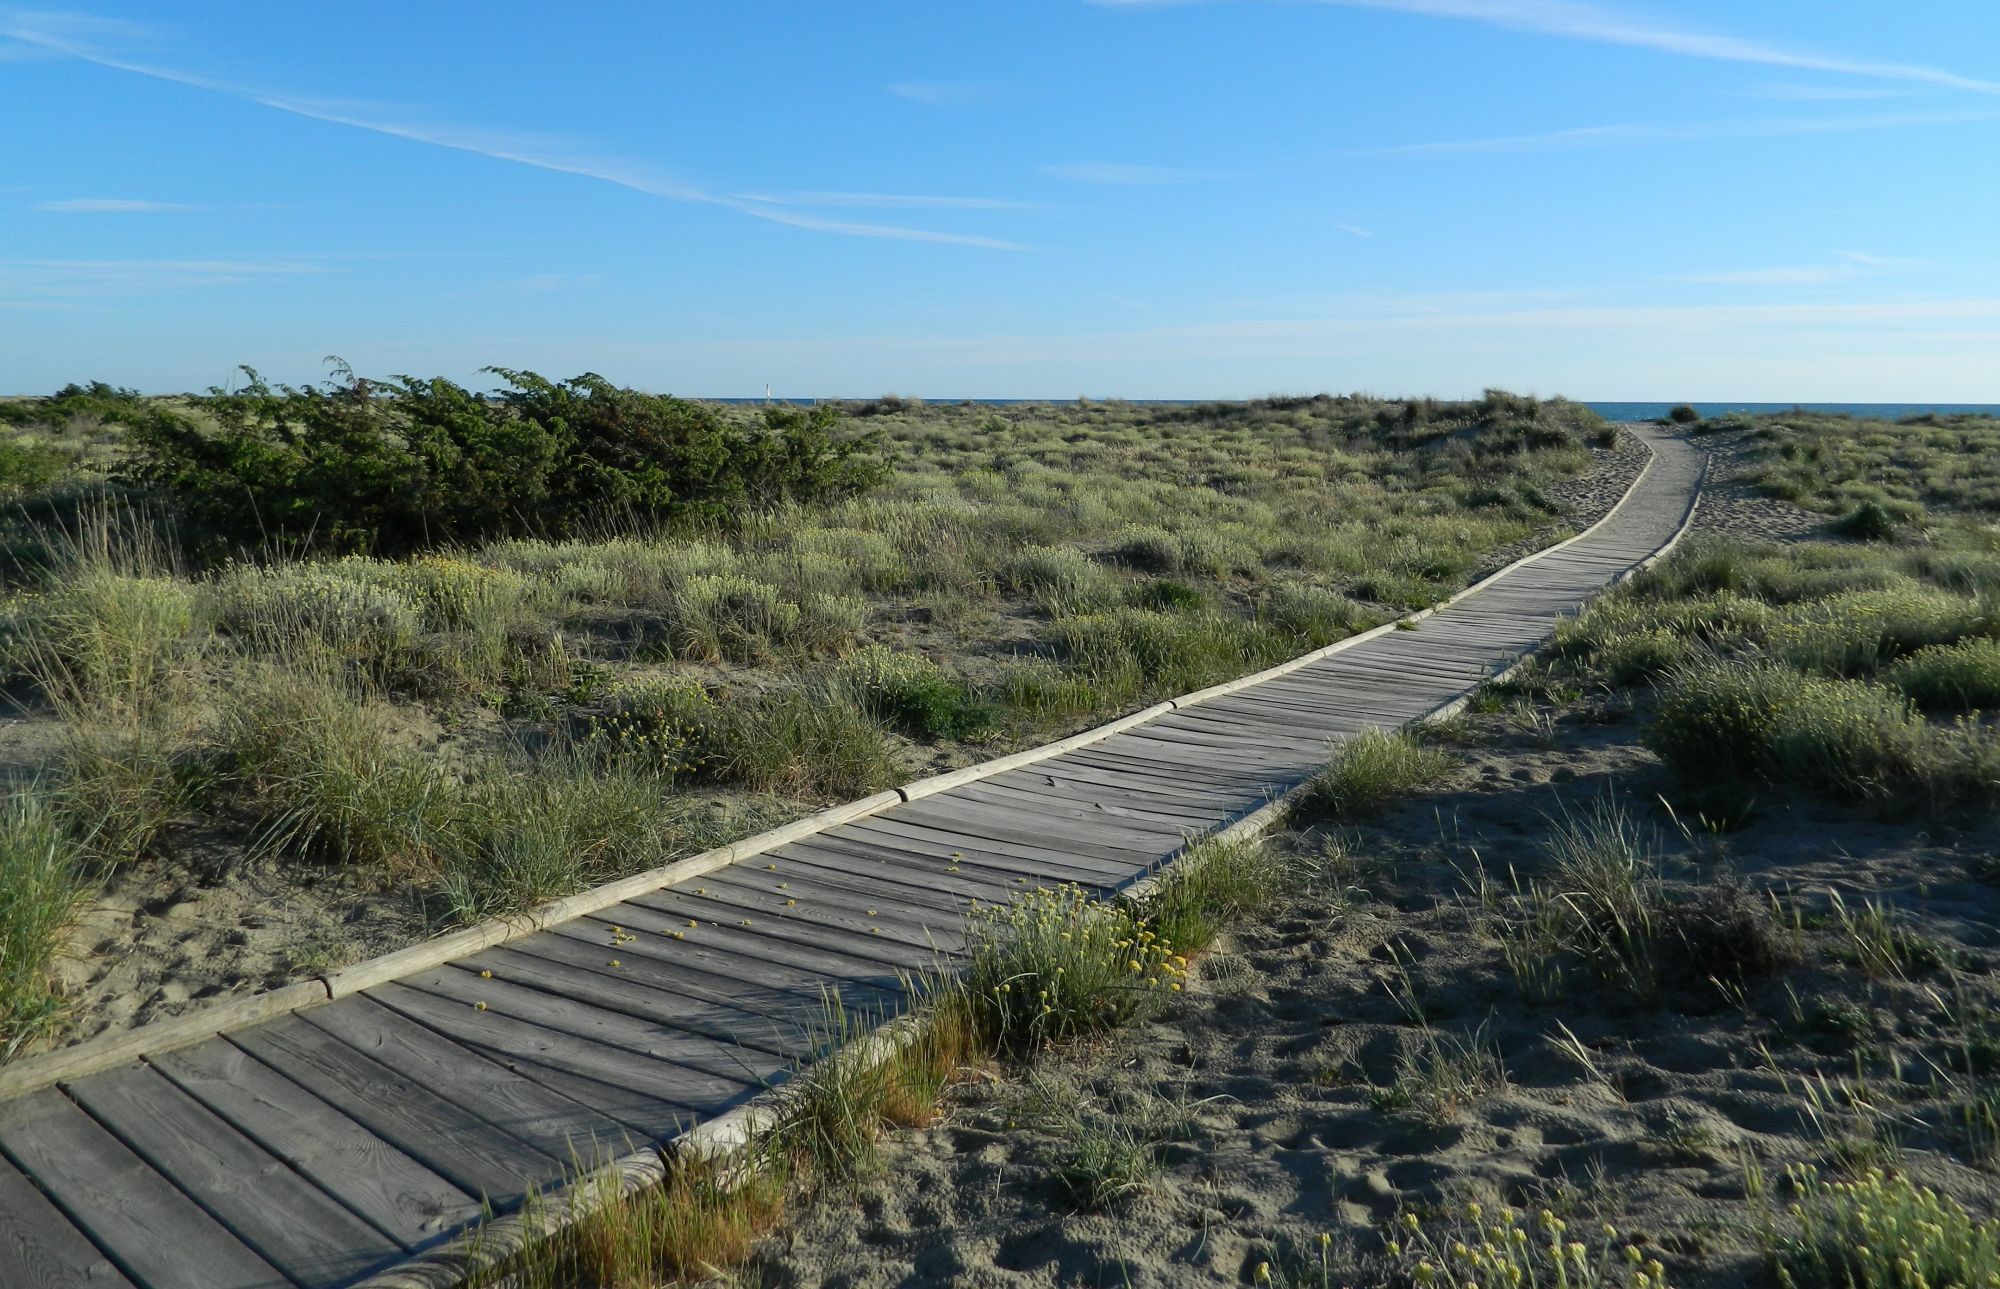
xmin=0 ymin=426 xmax=1703 ymax=1288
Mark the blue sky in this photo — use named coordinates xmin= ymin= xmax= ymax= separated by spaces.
xmin=3 ymin=3 xmax=1997 ymax=399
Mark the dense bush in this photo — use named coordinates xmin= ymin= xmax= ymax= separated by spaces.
xmin=121 ymin=367 xmax=891 ymax=556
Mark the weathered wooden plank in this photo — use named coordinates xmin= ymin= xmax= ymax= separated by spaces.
xmin=0 ymin=1153 xmax=133 ymax=1286
xmin=0 ymin=1089 xmax=282 ymax=1289
xmin=576 ymin=904 xmax=917 ymax=994
xmin=386 ymin=968 xmax=770 ymax=1096
xmin=627 ymin=889 xmax=939 ymax=975
xmin=304 ymin=996 xmax=633 ymax=1166
xmin=791 ymin=827 xmax=1110 ymax=896
xmin=460 ymin=941 xmax=810 ymax=1058
xmin=760 ymin=844 xmax=997 ymax=912
xmin=949 ymin=777 xmax=1226 ymax=832
xmin=828 ymin=819 xmax=1129 ymax=890
xmin=66 ymin=1064 xmax=402 ymax=1287
xmin=702 ymin=869 xmax=967 ymax=946
xmin=845 ymin=812 xmax=1149 ymax=876
xmin=888 ymin=796 xmax=1182 ymax=862
xmin=148 ymin=1040 xmax=480 ymax=1254
xmin=229 ymin=1013 xmax=557 ymax=1200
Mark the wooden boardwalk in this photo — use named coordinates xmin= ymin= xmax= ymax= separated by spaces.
xmin=0 ymin=428 xmax=1703 ymax=1288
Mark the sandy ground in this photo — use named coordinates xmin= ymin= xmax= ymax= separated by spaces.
xmin=748 ymin=437 xmax=2000 ymax=1288
xmin=33 ymin=439 xmax=1652 ymax=1053
xmin=751 ymin=683 xmax=2000 ymax=1288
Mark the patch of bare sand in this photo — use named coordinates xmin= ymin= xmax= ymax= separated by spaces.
xmin=753 ymin=691 xmax=2000 ymax=1288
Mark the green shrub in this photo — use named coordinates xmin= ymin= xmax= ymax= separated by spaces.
xmin=717 ymin=686 xmax=897 ymax=800
xmin=834 ymin=647 xmax=993 ymax=740
xmin=1833 ymin=500 xmax=1901 ymax=542
xmin=122 ymin=366 xmax=891 ymax=556
xmin=224 ymin=668 xmax=450 ymax=869
xmin=1666 ymin=403 xmax=1701 ymax=424
xmin=664 ymin=574 xmax=799 ymax=663
xmin=1884 ymin=638 xmax=2000 ymax=711
xmin=1770 ymin=587 xmax=1990 ymax=677
xmin=0 ymin=794 xmax=88 ymax=1058
xmin=19 ymin=571 xmax=200 ymax=706
xmin=1294 ymin=728 xmax=1453 ymax=821
xmin=585 ymin=679 xmax=722 ymax=780
xmin=962 ymin=884 xmax=1185 ymax=1054
xmin=0 ymin=438 xmax=66 ymax=496
xmin=1771 ymin=1167 xmax=1999 ymax=1289
xmin=1264 ymin=584 xmax=1373 ymax=647
xmin=1147 ymin=837 xmax=1282 ymax=956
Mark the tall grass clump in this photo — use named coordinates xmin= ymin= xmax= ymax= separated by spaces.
xmin=436 ymin=753 xmax=681 ymax=924
xmin=833 ymin=646 xmax=993 ymax=740
xmin=716 ymin=685 xmax=897 ymax=800
xmin=1263 ymin=584 xmax=1376 ymax=648
xmin=1769 ymin=1167 xmax=2000 ymax=1289
xmin=1648 ymin=661 xmax=1981 ymax=802
xmin=1770 ymin=587 xmax=1991 ymax=678
xmin=1147 ymin=836 xmax=1283 ymax=956
xmin=0 ymin=794 xmax=89 ymax=1058
xmin=1006 ymin=545 xmax=1119 ymax=616
xmin=1293 ymin=728 xmax=1453 ymax=821
xmin=473 ymin=1153 xmax=787 ymax=1289
xmin=1054 ymin=608 xmax=1286 ymax=696
xmin=224 ymin=666 xmax=450 ymax=869
xmin=962 ymin=884 xmax=1186 ymax=1055
xmin=1885 ymin=638 xmax=2000 ymax=712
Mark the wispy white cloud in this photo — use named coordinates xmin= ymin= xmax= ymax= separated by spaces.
xmin=734 ymin=190 xmax=1050 ymax=212
xmin=1346 ymin=109 xmax=2000 ymax=156
xmin=34 ymin=197 xmax=203 ymax=213
xmin=1335 ymin=222 xmax=1372 ymax=237
xmin=1092 ymin=0 xmax=2000 ymax=96
xmin=0 ymin=256 xmax=331 ymax=297
xmin=1672 ymin=250 xmax=1926 ymax=287
xmin=1041 ymin=161 xmax=1226 ymax=185
xmin=0 ymin=12 xmax=1026 ymax=250
xmin=887 ymin=80 xmax=1008 ymax=108
xmin=500 ymin=273 xmax=605 ymax=293
xmin=1729 ymin=82 xmax=1919 ymax=103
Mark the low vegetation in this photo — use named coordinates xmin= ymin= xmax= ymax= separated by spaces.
xmin=0 ymin=378 xmax=1617 ymax=1053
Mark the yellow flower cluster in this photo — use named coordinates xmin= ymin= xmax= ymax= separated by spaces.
xmin=966 ymin=883 xmax=1187 ymax=1049
xmin=1780 ymin=1166 xmax=2000 ymax=1289
xmin=1388 ymin=1204 xmax=1668 ymax=1289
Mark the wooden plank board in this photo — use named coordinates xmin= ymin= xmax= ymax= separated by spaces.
xmin=572 ymin=904 xmax=916 ymax=996
xmin=0 ymin=1153 xmax=133 ymax=1286
xmin=148 ymin=1040 xmax=480 ymax=1253
xmin=366 ymin=981 xmax=751 ymax=1135
xmin=304 ymin=996 xmax=634 ymax=1166
xmin=887 ymin=797 xmax=1182 ymax=862
xmin=531 ymin=918 xmax=895 ymax=1034
xmin=459 ymin=941 xmax=810 ymax=1058
xmin=0 ymin=1089 xmax=282 ymax=1289
xmin=702 ymin=869 xmax=968 ymax=945
xmin=65 ymin=1064 xmax=402 ymax=1287
xmin=626 ymin=890 xmax=939 ymax=976
xmin=832 ymin=818 xmax=1130 ymax=888
xmin=789 ymin=827 xmax=1112 ymax=896
xmin=387 ymin=967 xmax=771 ymax=1095
xmin=228 ymin=1013 xmax=558 ymax=1201
xmin=989 ymin=761 xmax=1257 ymax=810
xmin=947 ymin=777 xmax=1228 ymax=831
xmin=760 ymin=844 xmax=997 ymax=912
